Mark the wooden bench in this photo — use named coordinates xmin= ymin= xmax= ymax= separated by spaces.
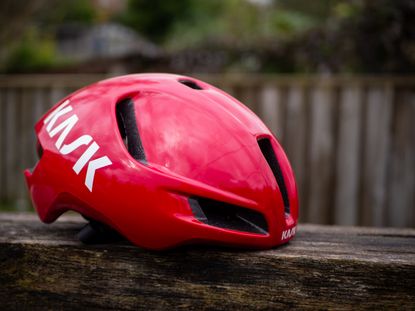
xmin=0 ymin=213 xmax=414 ymax=310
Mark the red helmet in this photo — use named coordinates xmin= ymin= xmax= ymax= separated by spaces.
xmin=24 ymin=74 xmax=298 ymax=250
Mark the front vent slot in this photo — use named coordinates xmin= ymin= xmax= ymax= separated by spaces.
xmin=116 ymin=98 xmax=146 ymax=162
xmin=258 ymin=138 xmax=290 ymax=215
xmin=189 ymin=197 xmax=268 ymax=235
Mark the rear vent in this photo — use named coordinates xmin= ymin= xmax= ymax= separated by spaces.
xmin=257 ymin=138 xmax=290 ymax=215
xmin=116 ymin=98 xmax=146 ymax=162
xmin=179 ymin=79 xmax=203 ymax=90
xmin=189 ymin=197 xmax=268 ymax=235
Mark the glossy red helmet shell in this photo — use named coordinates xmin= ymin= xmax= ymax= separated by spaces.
xmin=24 ymin=74 xmax=298 ymax=250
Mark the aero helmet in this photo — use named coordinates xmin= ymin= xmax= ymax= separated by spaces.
xmin=24 ymin=74 xmax=298 ymax=250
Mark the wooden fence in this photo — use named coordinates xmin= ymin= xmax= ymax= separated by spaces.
xmin=0 ymin=74 xmax=414 ymax=227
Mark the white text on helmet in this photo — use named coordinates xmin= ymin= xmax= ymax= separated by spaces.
xmin=281 ymin=226 xmax=296 ymax=240
xmin=43 ymin=99 xmax=112 ymax=192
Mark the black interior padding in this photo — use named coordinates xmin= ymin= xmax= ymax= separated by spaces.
xmin=257 ymin=138 xmax=290 ymax=214
xmin=116 ymin=98 xmax=146 ymax=162
xmin=189 ymin=197 xmax=268 ymax=235
xmin=178 ymin=79 xmax=203 ymax=90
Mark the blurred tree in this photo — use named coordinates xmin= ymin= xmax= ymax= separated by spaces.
xmin=0 ymin=0 xmax=97 ymax=72
xmin=293 ymin=0 xmax=415 ymax=73
xmin=1 ymin=0 xmax=414 ymax=73
xmin=118 ymin=0 xmax=194 ymax=43
xmin=352 ymin=0 xmax=415 ymax=73
xmin=4 ymin=30 xmax=57 ymax=73
xmin=0 ymin=0 xmax=46 ymax=49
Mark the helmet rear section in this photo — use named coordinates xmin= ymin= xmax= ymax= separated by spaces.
xmin=24 ymin=74 xmax=298 ymax=250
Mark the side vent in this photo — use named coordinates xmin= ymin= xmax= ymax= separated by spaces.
xmin=116 ymin=98 xmax=146 ymax=162
xmin=189 ymin=197 xmax=268 ymax=235
xmin=36 ymin=140 xmax=43 ymax=159
xmin=257 ymin=138 xmax=290 ymax=215
xmin=178 ymin=79 xmax=203 ymax=90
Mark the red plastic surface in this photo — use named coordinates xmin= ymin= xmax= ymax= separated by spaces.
xmin=24 ymin=74 xmax=298 ymax=250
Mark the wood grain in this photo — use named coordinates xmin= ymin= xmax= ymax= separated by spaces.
xmin=0 ymin=213 xmax=414 ymax=310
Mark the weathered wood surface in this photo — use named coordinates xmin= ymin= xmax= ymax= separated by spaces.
xmin=0 ymin=213 xmax=414 ymax=310
xmin=0 ymin=74 xmax=414 ymax=228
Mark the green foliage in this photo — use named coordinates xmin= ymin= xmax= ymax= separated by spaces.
xmin=269 ymin=10 xmax=317 ymax=37
xmin=165 ymin=0 xmax=319 ymax=48
xmin=4 ymin=30 xmax=58 ymax=73
xmin=62 ymin=0 xmax=96 ymax=23
xmin=39 ymin=0 xmax=97 ymax=28
xmin=119 ymin=0 xmax=194 ymax=43
xmin=1 ymin=0 xmax=413 ymax=73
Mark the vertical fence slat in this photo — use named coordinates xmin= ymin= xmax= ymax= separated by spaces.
xmin=18 ymin=88 xmax=36 ymax=210
xmin=5 ymin=89 xmax=18 ymax=204
xmin=334 ymin=85 xmax=362 ymax=225
xmin=0 ymin=89 xmax=5 ymax=200
xmin=49 ymin=86 xmax=65 ymax=108
xmin=26 ymin=89 xmax=36 ymax=169
xmin=361 ymin=86 xmax=393 ymax=226
xmin=14 ymin=88 xmax=28 ymax=210
xmin=239 ymin=86 xmax=258 ymax=113
xmin=284 ymin=85 xmax=307 ymax=221
xmin=260 ymin=84 xmax=284 ymax=139
xmin=307 ymin=85 xmax=335 ymax=224
xmin=386 ymin=89 xmax=415 ymax=227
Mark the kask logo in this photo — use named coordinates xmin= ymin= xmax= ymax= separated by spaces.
xmin=43 ymin=99 xmax=112 ymax=192
xmin=281 ymin=226 xmax=296 ymax=240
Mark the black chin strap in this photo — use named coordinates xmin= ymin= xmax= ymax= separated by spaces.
xmin=77 ymin=219 xmax=122 ymax=244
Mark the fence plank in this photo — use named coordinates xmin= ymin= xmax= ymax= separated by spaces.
xmin=386 ymin=89 xmax=415 ymax=227
xmin=260 ymin=84 xmax=284 ymax=140
xmin=31 ymin=88 xmax=46 ymax=164
xmin=239 ymin=86 xmax=258 ymax=113
xmin=4 ymin=89 xmax=18 ymax=203
xmin=334 ymin=85 xmax=362 ymax=225
xmin=49 ymin=86 xmax=65 ymax=108
xmin=12 ymin=88 xmax=47 ymax=210
xmin=15 ymin=89 xmax=31 ymax=211
xmin=0 ymin=90 xmax=5 ymax=200
xmin=26 ymin=89 xmax=35 ymax=168
xmin=308 ymin=85 xmax=335 ymax=224
xmin=284 ymin=85 xmax=307 ymax=221
xmin=360 ymin=86 xmax=393 ymax=226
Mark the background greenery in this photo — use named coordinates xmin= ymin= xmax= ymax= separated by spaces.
xmin=1 ymin=0 xmax=414 ymax=74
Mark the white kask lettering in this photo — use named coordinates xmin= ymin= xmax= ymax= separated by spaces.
xmin=43 ymin=99 xmax=112 ymax=192
xmin=281 ymin=226 xmax=296 ymax=240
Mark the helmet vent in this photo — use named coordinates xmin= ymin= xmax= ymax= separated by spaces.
xmin=36 ymin=140 xmax=43 ymax=159
xmin=257 ymin=138 xmax=290 ymax=215
xmin=116 ymin=98 xmax=146 ymax=163
xmin=189 ymin=197 xmax=268 ymax=235
xmin=178 ymin=79 xmax=203 ymax=90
